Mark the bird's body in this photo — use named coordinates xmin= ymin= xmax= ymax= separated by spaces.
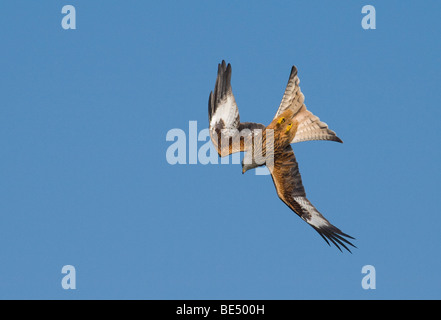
xmin=208 ymin=61 xmax=355 ymax=252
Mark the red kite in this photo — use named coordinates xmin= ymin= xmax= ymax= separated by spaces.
xmin=208 ymin=61 xmax=355 ymax=252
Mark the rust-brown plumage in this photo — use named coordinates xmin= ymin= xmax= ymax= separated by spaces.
xmin=208 ymin=61 xmax=355 ymax=252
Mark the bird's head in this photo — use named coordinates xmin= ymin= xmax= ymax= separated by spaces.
xmin=242 ymin=160 xmax=253 ymax=174
xmin=241 ymin=152 xmax=259 ymax=174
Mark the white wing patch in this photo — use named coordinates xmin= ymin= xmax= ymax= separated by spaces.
xmin=292 ymin=196 xmax=355 ymax=252
xmin=210 ymin=95 xmax=239 ymax=129
xmin=293 ymin=196 xmax=329 ymax=228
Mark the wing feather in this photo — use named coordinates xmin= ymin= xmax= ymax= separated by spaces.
xmin=292 ymin=106 xmax=343 ymax=143
xmin=274 ymin=66 xmax=343 ymax=144
xmin=269 ymin=145 xmax=355 ymax=252
xmin=209 ymin=61 xmax=265 ymax=156
xmin=274 ymin=66 xmax=304 ymax=119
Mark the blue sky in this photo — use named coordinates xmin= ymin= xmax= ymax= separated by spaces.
xmin=1 ymin=1 xmax=441 ymax=299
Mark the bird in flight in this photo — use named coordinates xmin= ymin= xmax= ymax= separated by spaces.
xmin=208 ymin=61 xmax=355 ymax=252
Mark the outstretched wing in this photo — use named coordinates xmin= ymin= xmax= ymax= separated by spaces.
xmin=269 ymin=145 xmax=355 ymax=252
xmin=274 ymin=66 xmax=342 ymax=144
xmin=209 ymin=61 xmax=265 ymax=157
